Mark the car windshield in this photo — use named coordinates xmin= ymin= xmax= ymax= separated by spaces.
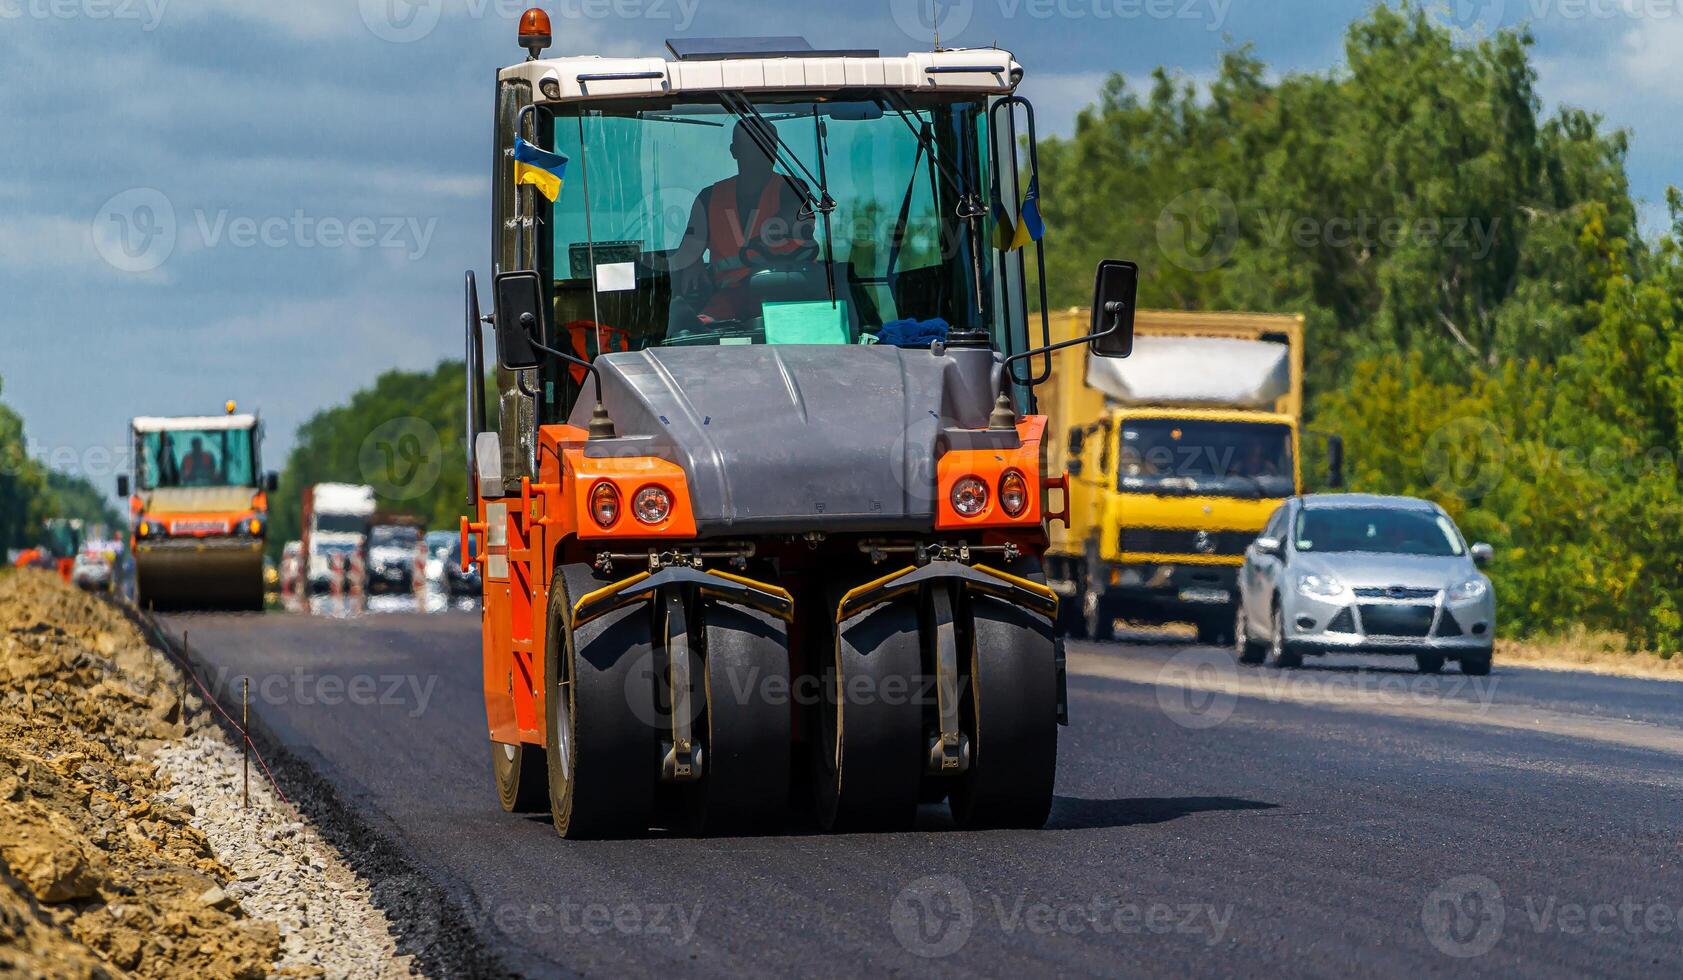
xmin=1294 ymin=507 xmax=1465 ymax=556
xmin=139 ymin=427 xmax=256 ymax=489
xmin=1118 ymin=420 xmax=1294 ymax=498
xmin=541 ymin=93 xmax=1005 ymax=358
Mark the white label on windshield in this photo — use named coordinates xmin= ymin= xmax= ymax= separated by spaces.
xmin=596 ymin=262 xmax=635 ymax=292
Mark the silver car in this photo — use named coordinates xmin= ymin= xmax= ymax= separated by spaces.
xmin=1234 ymin=494 xmax=1496 ymax=674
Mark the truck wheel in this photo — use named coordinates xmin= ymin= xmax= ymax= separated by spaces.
xmin=1415 ymin=653 xmax=1445 ymax=674
xmin=545 ymin=565 xmax=659 ymax=839
xmin=1267 ymin=603 xmax=1302 ymax=669
xmin=491 ymin=741 xmax=547 ymax=813
xmin=814 ymin=595 xmax=924 ymax=832
xmin=949 ymin=592 xmax=1058 ymax=830
xmin=683 ymin=601 xmax=791 ymax=835
xmin=1234 ymin=605 xmax=1266 ymax=665
xmin=1460 ymin=652 xmax=1493 ymax=676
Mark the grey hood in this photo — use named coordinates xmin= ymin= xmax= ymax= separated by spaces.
xmin=1292 ymin=551 xmax=1477 ymax=591
xmin=572 ymin=344 xmax=1013 ymax=535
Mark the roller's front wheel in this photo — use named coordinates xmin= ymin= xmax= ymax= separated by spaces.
xmin=949 ymin=593 xmax=1058 ymax=830
xmin=545 ymin=565 xmax=659 ymax=839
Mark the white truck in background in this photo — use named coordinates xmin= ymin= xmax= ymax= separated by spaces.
xmin=300 ymin=483 xmax=376 ymax=595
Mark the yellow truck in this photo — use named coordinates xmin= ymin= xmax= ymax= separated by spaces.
xmin=1042 ymin=309 xmax=1340 ymax=643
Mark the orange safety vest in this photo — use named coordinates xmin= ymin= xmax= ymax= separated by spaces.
xmin=703 ymin=177 xmax=805 ymax=319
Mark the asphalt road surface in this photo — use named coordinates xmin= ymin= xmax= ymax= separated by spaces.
xmin=160 ymin=611 xmax=1683 ymax=978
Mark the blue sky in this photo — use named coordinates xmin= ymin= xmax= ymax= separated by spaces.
xmin=1 ymin=0 xmax=1676 ymax=498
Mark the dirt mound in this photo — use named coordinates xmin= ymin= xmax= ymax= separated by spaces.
xmin=0 ymin=570 xmax=277 ymax=978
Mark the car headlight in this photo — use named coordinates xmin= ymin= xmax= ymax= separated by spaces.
xmin=1449 ymin=577 xmax=1489 ymax=601
xmin=1297 ymin=574 xmax=1345 ymax=599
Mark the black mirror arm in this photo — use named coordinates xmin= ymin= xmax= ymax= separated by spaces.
xmin=517 ymin=312 xmax=617 ymax=439
xmin=999 ymin=301 xmax=1125 ymax=382
xmin=991 ymin=303 xmax=1126 ymax=430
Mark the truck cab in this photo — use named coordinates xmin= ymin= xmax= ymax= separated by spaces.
xmin=1046 ymin=311 xmax=1338 ymax=643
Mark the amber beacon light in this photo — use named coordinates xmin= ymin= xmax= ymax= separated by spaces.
xmin=519 ymin=9 xmax=552 ymax=59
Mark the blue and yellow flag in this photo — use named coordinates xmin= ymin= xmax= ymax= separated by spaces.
xmin=513 ymin=137 xmax=568 ymax=202
xmin=994 ymin=172 xmax=1046 ymax=252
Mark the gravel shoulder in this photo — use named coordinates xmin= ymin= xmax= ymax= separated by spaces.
xmin=0 ymin=570 xmax=419 ymax=978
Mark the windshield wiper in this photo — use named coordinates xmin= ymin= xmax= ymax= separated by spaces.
xmin=881 ymin=92 xmax=986 ymax=220
xmin=717 ymin=94 xmax=839 ymax=307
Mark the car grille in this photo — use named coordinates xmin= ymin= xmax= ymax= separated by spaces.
xmin=1120 ymin=528 xmax=1252 ymax=557
xmin=1326 ymin=607 xmax=1356 ymax=633
xmin=1358 ymin=604 xmax=1436 ymax=638
xmin=1437 ymin=609 xmax=1463 ymax=637
xmin=1353 ymin=586 xmax=1440 ymax=600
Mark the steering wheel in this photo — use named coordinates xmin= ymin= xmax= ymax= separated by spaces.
xmin=740 ymin=230 xmax=820 ymax=273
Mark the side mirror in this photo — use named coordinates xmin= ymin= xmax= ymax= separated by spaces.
xmin=1066 ymin=427 xmax=1086 ymax=457
xmin=1089 ymin=259 xmax=1138 ymax=359
xmin=1326 ymin=434 xmax=1345 ymax=489
xmin=1470 ymin=542 xmax=1494 ymax=566
xmin=1254 ymin=536 xmax=1283 ymax=557
xmin=265 ymin=471 xmax=279 ymax=493
xmin=116 ymin=475 xmax=130 ymax=498
xmin=492 ymin=270 xmax=546 ymax=371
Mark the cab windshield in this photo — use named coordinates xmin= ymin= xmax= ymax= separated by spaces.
xmin=138 ymin=427 xmax=256 ymax=489
xmin=540 ymin=93 xmax=1003 ymax=357
xmin=1118 ymin=420 xmax=1294 ymax=499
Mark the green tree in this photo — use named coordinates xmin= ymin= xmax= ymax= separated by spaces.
xmin=268 ymin=363 xmax=475 ymax=557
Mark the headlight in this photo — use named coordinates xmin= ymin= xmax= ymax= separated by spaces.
xmin=1449 ymin=577 xmax=1489 ymax=601
xmin=951 ymin=476 xmax=989 ymax=517
xmin=589 ymin=481 xmax=620 ymax=529
xmin=999 ymin=470 xmax=1028 ymax=518
xmin=633 ymin=485 xmax=672 ymax=525
xmin=1297 ymin=574 xmax=1345 ymax=599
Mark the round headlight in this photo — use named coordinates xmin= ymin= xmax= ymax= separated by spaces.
xmin=951 ymin=476 xmax=989 ymax=517
xmin=999 ymin=469 xmax=1028 ymax=517
xmin=633 ymin=485 xmax=672 ymax=525
xmin=589 ymin=481 xmax=620 ymax=529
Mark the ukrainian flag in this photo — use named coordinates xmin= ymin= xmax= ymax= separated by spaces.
xmin=513 ymin=137 xmax=568 ymax=202
xmin=993 ymin=172 xmax=1046 ymax=252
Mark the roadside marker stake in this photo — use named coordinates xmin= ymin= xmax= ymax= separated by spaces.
xmin=242 ymin=677 xmax=250 ymax=809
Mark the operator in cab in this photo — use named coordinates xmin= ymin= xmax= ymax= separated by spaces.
xmin=666 ymin=119 xmax=816 ymax=338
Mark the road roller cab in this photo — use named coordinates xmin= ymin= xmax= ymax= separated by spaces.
xmin=118 ymin=404 xmax=277 ymax=611
xmin=463 ymin=22 xmax=1138 ymax=837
